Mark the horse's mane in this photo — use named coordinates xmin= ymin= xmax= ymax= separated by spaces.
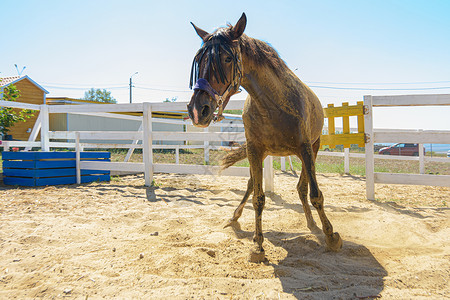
xmin=238 ymin=34 xmax=287 ymax=76
xmin=203 ymin=25 xmax=288 ymax=77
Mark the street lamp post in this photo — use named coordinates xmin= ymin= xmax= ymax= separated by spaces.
xmin=129 ymin=72 xmax=138 ymax=103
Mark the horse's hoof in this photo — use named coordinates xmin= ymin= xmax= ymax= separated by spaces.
xmin=325 ymin=232 xmax=343 ymax=252
xmin=223 ymin=219 xmax=240 ymax=229
xmin=248 ymin=248 xmax=265 ymax=263
xmin=223 ymin=219 xmax=234 ymax=228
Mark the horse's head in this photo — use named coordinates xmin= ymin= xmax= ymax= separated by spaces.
xmin=188 ymin=13 xmax=247 ymax=127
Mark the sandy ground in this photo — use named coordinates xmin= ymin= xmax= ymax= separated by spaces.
xmin=0 ymin=172 xmax=449 ymax=299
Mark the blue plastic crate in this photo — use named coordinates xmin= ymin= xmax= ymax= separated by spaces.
xmin=2 ymin=151 xmax=110 ymax=186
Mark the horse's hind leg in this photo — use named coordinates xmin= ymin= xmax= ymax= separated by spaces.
xmin=299 ymin=141 xmax=342 ymax=251
xmin=297 ymin=168 xmax=320 ymax=233
xmin=224 ymin=176 xmax=253 ymax=228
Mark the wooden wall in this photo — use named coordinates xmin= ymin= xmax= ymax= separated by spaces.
xmin=7 ymin=78 xmax=45 ymax=141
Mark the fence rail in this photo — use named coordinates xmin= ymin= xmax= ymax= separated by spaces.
xmin=364 ymin=94 xmax=450 ymax=200
xmin=373 ymin=130 xmax=450 ymax=144
xmin=371 ymin=94 xmax=450 ymax=106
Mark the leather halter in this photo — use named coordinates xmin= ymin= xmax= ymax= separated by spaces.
xmin=190 ymin=37 xmax=243 ymax=122
xmin=193 ymin=78 xmax=241 ymax=122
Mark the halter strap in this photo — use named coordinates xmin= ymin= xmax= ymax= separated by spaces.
xmin=193 ymin=78 xmax=241 ymax=122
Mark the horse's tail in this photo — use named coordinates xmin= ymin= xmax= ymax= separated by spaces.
xmin=221 ymin=143 xmax=248 ymax=170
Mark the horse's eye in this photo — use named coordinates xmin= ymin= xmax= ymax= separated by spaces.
xmin=225 ymin=56 xmax=232 ymax=63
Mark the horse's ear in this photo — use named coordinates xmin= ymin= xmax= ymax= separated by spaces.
xmin=191 ymin=22 xmax=210 ymax=42
xmin=231 ymin=13 xmax=247 ymax=40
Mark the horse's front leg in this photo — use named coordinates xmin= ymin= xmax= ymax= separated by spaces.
xmin=247 ymin=144 xmax=266 ymax=263
xmin=223 ymin=175 xmax=253 ymax=228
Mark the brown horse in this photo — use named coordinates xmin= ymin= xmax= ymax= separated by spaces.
xmin=187 ymin=13 xmax=342 ymax=262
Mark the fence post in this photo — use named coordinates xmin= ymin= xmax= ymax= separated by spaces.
xmin=342 ymin=102 xmax=350 ymax=148
xmin=364 ymin=95 xmax=375 ymax=200
xmin=288 ymin=156 xmax=294 ymax=171
xmin=143 ymin=103 xmax=153 ymax=186
xmin=419 ymin=140 xmax=425 ymax=174
xmin=40 ymin=105 xmax=50 ymax=151
xmin=264 ymin=155 xmax=274 ymax=192
xmin=344 ymin=148 xmax=350 ymax=174
xmin=75 ymin=132 xmax=81 ymax=184
xmin=175 ymin=145 xmax=180 ymax=164
xmin=204 ymin=127 xmax=210 ymax=164
xmin=357 ymin=101 xmax=365 ymax=147
xmin=281 ymin=157 xmax=286 ymax=171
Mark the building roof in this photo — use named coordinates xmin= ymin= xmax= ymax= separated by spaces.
xmin=0 ymin=75 xmax=49 ymax=94
xmin=46 ymin=97 xmax=186 ymax=119
xmin=0 ymin=76 xmax=22 ymax=86
xmin=46 ymin=97 xmax=102 ymax=105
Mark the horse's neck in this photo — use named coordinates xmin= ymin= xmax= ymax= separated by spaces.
xmin=241 ymin=53 xmax=303 ymax=117
xmin=242 ymin=64 xmax=286 ymax=105
xmin=239 ymin=36 xmax=300 ymax=104
xmin=238 ymin=36 xmax=324 ymax=137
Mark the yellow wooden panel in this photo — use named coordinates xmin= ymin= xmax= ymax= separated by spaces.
xmin=321 ymin=101 xmax=366 ymax=149
xmin=356 ymin=101 xmax=365 ymax=134
xmin=320 ymin=133 xmax=365 ymax=148
xmin=327 ymin=104 xmax=335 ymax=148
xmin=323 ymin=103 xmax=364 ymax=118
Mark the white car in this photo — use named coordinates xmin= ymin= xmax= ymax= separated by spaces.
xmin=447 ymin=150 xmax=450 ymax=158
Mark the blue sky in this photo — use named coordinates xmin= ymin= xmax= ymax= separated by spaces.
xmin=1 ymin=0 xmax=449 ymax=130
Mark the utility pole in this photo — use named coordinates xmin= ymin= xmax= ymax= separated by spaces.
xmin=129 ymin=72 xmax=138 ymax=103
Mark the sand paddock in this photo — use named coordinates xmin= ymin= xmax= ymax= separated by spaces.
xmin=0 ymin=172 xmax=448 ymax=299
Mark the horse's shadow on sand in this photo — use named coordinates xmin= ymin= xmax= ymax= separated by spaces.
xmin=224 ymin=192 xmax=387 ymax=299
xmin=230 ymin=225 xmax=386 ymax=299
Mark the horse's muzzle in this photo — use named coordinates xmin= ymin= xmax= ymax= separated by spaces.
xmin=188 ymin=91 xmax=215 ymax=127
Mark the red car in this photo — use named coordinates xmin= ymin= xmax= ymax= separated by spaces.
xmin=378 ymin=143 xmax=424 ymax=156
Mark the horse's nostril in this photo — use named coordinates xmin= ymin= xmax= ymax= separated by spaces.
xmin=201 ymin=105 xmax=210 ymax=117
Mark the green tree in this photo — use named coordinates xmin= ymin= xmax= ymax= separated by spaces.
xmin=82 ymin=88 xmax=117 ymax=103
xmin=164 ymin=96 xmax=178 ymax=103
xmin=0 ymin=83 xmax=34 ymax=137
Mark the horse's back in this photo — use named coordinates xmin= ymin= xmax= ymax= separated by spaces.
xmin=242 ymin=83 xmax=323 ymax=156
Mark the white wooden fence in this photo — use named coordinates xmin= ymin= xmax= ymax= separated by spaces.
xmin=0 ymin=100 xmax=257 ymax=185
xmin=364 ymin=94 xmax=450 ymax=200
xmin=1 ymin=95 xmax=449 ymax=198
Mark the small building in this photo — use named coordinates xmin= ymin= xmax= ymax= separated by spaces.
xmin=47 ymin=97 xmax=143 ymax=135
xmin=0 ymin=76 xmax=49 ymax=140
xmin=47 ymin=97 xmax=185 ymax=145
